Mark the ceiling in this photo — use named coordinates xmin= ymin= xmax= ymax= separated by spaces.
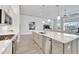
xmin=20 ymin=5 xmax=79 ymax=19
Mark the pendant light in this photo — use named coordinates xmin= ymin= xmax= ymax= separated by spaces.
xmin=42 ymin=5 xmax=46 ymax=24
xmin=48 ymin=19 xmax=51 ymax=22
xmin=42 ymin=21 xmax=45 ymax=24
xmin=63 ymin=9 xmax=69 ymax=19
xmin=56 ymin=5 xmax=61 ymax=20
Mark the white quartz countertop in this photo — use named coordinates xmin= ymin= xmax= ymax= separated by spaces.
xmin=0 ymin=31 xmax=17 ymax=35
xmin=33 ymin=31 xmax=79 ymax=44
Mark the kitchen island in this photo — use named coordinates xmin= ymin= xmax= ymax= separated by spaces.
xmin=32 ymin=31 xmax=79 ymax=54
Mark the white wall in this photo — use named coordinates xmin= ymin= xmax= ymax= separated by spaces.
xmin=20 ymin=15 xmax=44 ymax=35
xmin=20 ymin=15 xmax=54 ymax=35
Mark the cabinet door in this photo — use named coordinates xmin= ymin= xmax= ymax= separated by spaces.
xmin=32 ymin=32 xmax=36 ymax=41
xmin=2 ymin=42 xmax=12 ymax=54
xmin=64 ymin=42 xmax=72 ymax=54
xmin=38 ymin=35 xmax=43 ymax=49
xmin=42 ymin=36 xmax=51 ymax=54
xmin=32 ymin=32 xmax=39 ymax=44
xmin=35 ymin=34 xmax=39 ymax=45
xmin=77 ymin=39 xmax=79 ymax=54
xmin=52 ymin=40 xmax=63 ymax=54
xmin=72 ymin=40 xmax=78 ymax=54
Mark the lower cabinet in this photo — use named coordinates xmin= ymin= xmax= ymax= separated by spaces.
xmin=33 ymin=32 xmax=43 ymax=49
xmin=52 ymin=39 xmax=79 ymax=54
xmin=33 ymin=32 xmax=79 ymax=54
xmin=52 ymin=40 xmax=63 ymax=54
xmin=52 ymin=39 xmax=78 ymax=54
xmin=32 ymin=32 xmax=39 ymax=45
xmin=64 ymin=42 xmax=72 ymax=54
xmin=42 ymin=36 xmax=51 ymax=54
xmin=38 ymin=34 xmax=43 ymax=49
xmin=33 ymin=32 xmax=51 ymax=53
xmin=78 ymin=39 xmax=79 ymax=54
xmin=70 ymin=40 xmax=77 ymax=54
xmin=64 ymin=39 xmax=78 ymax=54
xmin=2 ymin=41 xmax=12 ymax=54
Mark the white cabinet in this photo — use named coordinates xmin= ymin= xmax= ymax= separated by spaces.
xmin=0 ymin=5 xmax=20 ymax=34
xmin=52 ymin=39 xmax=78 ymax=54
xmin=33 ymin=32 xmax=43 ymax=49
xmin=64 ymin=40 xmax=78 ymax=54
xmin=33 ymin=32 xmax=79 ymax=54
xmin=52 ymin=40 xmax=63 ymax=54
xmin=71 ymin=40 xmax=78 ymax=54
xmin=64 ymin=42 xmax=72 ymax=54
xmin=42 ymin=36 xmax=51 ymax=54
xmin=78 ymin=39 xmax=79 ymax=54
xmin=64 ymin=39 xmax=78 ymax=54
xmin=33 ymin=32 xmax=39 ymax=44
xmin=33 ymin=32 xmax=51 ymax=53
xmin=38 ymin=34 xmax=43 ymax=49
xmin=0 ymin=6 xmax=11 ymax=14
xmin=51 ymin=40 xmax=78 ymax=54
xmin=2 ymin=41 xmax=12 ymax=54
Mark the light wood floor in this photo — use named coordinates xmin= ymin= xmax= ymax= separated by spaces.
xmin=16 ymin=35 xmax=43 ymax=54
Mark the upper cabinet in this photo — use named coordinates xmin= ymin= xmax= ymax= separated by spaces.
xmin=10 ymin=5 xmax=20 ymax=15
xmin=0 ymin=5 xmax=19 ymax=16
xmin=0 ymin=5 xmax=20 ymax=33
xmin=0 ymin=5 xmax=10 ymax=13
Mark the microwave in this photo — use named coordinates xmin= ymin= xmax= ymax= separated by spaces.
xmin=0 ymin=9 xmax=12 ymax=25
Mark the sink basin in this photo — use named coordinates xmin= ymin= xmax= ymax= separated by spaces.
xmin=39 ymin=32 xmax=46 ymax=34
xmin=0 ymin=34 xmax=14 ymax=41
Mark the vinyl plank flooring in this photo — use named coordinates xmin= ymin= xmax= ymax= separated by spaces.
xmin=16 ymin=35 xmax=43 ymax=54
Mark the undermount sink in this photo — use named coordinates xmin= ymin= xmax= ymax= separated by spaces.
xmin=0 ymin=34 xmax=14 ymax=41
xmin=39 ymin=32 xmax=46 ymax=34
